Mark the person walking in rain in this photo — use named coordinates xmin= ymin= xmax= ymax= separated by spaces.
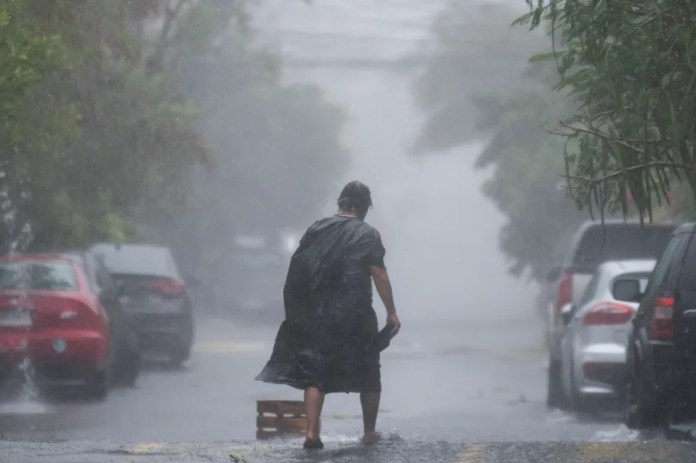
xmin=256 ymin=181 xmax=401 ymax=449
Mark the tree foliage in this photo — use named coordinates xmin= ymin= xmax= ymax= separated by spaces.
xmin=413 ymin=2 xmax=544 ymax=153
xmin=1 ymin=1 xmax=208 ymax=251
xmin=0 ymin=0 xmax=60 ymax=145
xmin=521 ymin=0 xmax=696 ymax=221
xmin=0 ymin=0 xmax=347 ymax=266
xmin=475 ymin=64 xmax=587 ymax=278
xmin=147 ymin=1 xmax=347 ymax=291
xmin=415 ymin=2 xmax=585 ymax=279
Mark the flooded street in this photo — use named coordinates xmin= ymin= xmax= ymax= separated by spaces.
xmin=1 ymin=312 xmax=645 ymax=461
xmin=3 ymin=0 xmax=696 ymax=461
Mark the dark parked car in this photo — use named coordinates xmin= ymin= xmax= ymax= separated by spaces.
xmin=624 ymin=223 xmax=696 ymax=428
xmin=61 ymin=251 xmax=141 ymax=387
xmin=543 ymin=221 xmax=675 ymax=408
xmin=91 ymin=243 xmax=194 ymax=366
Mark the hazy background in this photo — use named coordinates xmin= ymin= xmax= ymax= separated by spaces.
xmin=252 ymin=0 xmax=535 ymax=323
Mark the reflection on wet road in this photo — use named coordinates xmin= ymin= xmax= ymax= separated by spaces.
xmin=5 ymin=430 xmax=696 ymax=463
xmin=3 ymin=314 xmax=682 ymax=462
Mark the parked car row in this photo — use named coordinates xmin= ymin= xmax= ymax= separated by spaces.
xmin=0 ymin=243 xmax=194 ymax=401
xmin=543 ymin=220 xmax=696 ymax=429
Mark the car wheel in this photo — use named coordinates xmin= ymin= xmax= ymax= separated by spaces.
xmin=547 ymin=357 xmax=567 ymax=409
xmin=625 ymin=361 xmax=658 ymax=429
xmin=84 ymin=370 xmax=108 ymax=401
xmin=169 ymin=312 xmax=194 ymax=366
xmin=113 ymin=350 xmax=141 ymax=387
xmin=122 ymin=351 xmax=141 ymax=387
xmin=112 ymin=332 xmax=141 ymax=387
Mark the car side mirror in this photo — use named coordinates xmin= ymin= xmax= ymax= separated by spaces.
xmin=561 ymin=303 xmax=574 ymax=325
xmin=613 ymin=279 xmax=642 ymax=303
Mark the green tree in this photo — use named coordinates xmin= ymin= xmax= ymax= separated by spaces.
xmin=521 ymin=0 xmax=696 ymax=221
xmin=0 ymin=0 xmax=348 ymax=296
xmin=414 ymin=2 xmax=585 ymax=278
xmin=0 ymin=0 xmax=60 ymax=145
xmin=1 ymin=1 xmax=207 ymax=251
xmin=0 ymin=0 xmax=64 ymax=250
xmin=475 ymin=64 xmax=586 ymax=278
xmin=143 ymin=1 xmax=348 ymax=292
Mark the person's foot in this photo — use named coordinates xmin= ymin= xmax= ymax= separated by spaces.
xmin=361 ymin=431 xmax=382 ymax=445
xmin=303 ymin=438 xmax=324 ymax=450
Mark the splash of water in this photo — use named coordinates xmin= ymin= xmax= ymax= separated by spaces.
xmin=17 ymin=357 xmax=40 ymax=402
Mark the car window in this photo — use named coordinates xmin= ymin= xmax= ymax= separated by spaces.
xmin=96 ymin=265 xmax=115 ymax=291
xmin=572 ymin=225 xmax=673 ymax=267
xmin=614 ymin=271 xmax=652 ymax=294
xmin=79 ymin=254 xmax=100 ymax=294
xmin=677 ymin=234 xmax=696 ymax=291
xmin=0 ymin=262 xmax=79 ymax=291
xmin=645 ymin=234 xmax=686 ymax=294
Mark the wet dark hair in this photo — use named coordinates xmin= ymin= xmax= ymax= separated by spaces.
xmin=337 ymin=181 xmax=372 ymax=213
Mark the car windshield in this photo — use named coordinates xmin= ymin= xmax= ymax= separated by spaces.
xmin=0 ymin=261 xmax=78 ymax=291
xmin=92 ymin=245 xmax=176 ymax=278
xmin=572 ymin=226 xmax=673 ymax=267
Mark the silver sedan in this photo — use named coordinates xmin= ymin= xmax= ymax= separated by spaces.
xmin=559 ymin=259 xmax=656 ymax=411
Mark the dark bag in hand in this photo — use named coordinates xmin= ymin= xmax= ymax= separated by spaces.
xmin=371 ymin=325 xmax=395 ymax=352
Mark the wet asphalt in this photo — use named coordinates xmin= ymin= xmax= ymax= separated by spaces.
xmin=2 ymin=312 xmax=696 ymax=462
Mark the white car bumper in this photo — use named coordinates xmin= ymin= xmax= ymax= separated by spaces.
xmin=576 ymin=343 xmax=626 ymax=396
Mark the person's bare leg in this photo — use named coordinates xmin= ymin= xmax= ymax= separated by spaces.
xmin=360 ymin=392 xmax=381 ymax=444
xmin=304 ymin=387 xmax=325 ymax=445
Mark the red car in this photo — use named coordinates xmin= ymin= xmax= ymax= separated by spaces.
xmin=0 ymin=255 xmax=110 ymax=399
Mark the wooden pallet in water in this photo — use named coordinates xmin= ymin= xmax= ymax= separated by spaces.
xmin=256 ymin=400 xmax=308 ymax=440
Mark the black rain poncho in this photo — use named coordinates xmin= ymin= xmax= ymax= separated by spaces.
xmin=256 ymin=215 xmax=386 ymax=393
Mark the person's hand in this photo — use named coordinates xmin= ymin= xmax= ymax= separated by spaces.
xmin=387 ymin=312 xmax=401 ymax=337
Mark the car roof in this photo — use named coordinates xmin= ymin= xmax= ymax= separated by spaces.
xmin=91 ymin=242 xmax=171 ymax=252
xmin=566 ymin=221 xmax=676 ymax=267
xmin=90 ymin=242 xmax=178 ymax=277
xmin=596 ymin=259 xmax=656 ymax=276
xmin=574 ymin=219 xmax=676 ymax=234
xmin=675 ymin=222 xmax=696 ymax=235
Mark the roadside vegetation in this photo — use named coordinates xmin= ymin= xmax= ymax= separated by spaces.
xmin=0 ymin=0 xmax=346 ymax=261
xmin=521 ymin=0 xmax=696 ymax=222
xmin=415 ymin=1 xmax=695 ymax=280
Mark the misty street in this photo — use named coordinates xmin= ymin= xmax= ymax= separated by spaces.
xmin=1 ymin=312 xmax=674 ymax=462
xmin=3 ymin=0 xmax=696 ymax=461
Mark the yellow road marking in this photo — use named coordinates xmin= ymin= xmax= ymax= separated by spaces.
xmin=578 ymin=442 xmax=688 ymax=463
xmin=458 ymin=443 xmax=487 ymax=463
xmin=120 ymin=442 xmax=269 ymax=460
xmin=193 ymin=341 xmax=266 ymax=354
xmin=128 ymin=442 xmax=166 ymax=454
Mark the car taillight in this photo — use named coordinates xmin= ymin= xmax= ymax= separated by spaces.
xmin=650 ymin=297 xmax=675 ymax=341
xmin=146 ymin=278 xmax=185 ymax=297
xmin=583 ymin=302 xmax=634 ymax=326
xmin=555 ymin=272 xmax=572 ymax=312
